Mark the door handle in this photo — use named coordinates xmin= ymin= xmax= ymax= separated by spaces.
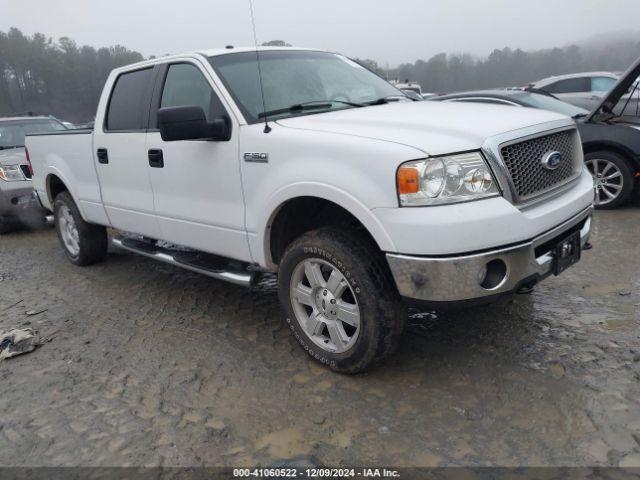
xmin=97 ymin=148 xmax=108 ymax=164
xmin=148 ymin=149 xmax=164 ymax=168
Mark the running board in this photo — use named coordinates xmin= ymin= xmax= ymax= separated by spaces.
xmin=111 ymin=237 xmax=256 ymax=287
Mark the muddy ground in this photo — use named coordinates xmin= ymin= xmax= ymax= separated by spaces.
xmin=0 ymin=204 xmax=639 ymax=468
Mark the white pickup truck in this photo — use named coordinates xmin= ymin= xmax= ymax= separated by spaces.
xmin=27 ymin=47 xmax=594 ymax=373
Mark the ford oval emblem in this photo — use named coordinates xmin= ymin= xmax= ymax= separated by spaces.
xmin=541 ymin=151 xmax=563 ymax=170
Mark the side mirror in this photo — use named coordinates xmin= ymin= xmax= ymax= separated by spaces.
xmin=158 ymin=106 xmax=231 ymax=142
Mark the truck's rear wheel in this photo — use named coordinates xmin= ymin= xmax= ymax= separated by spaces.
xmin=53 ymin=192 xmax=108 ymax=266
xmin=278 ymin=227 xmax=405 ymax=374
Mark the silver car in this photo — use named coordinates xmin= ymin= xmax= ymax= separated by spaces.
xmin=530 ymin=72 xmax=618 ymax=110
xmin=0 ymin=116 xmax=65 ymax=233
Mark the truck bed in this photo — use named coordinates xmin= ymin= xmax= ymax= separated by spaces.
xmin=26 ymin=129 xmax=109 ymax=225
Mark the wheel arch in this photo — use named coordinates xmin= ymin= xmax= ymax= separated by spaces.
xmin=260 ymin=188 xmax=396 ymax=270
xmin=46 ymin=172 xmax=71 ymax=206
xmin=582 ymin=141 xmax=640 ymax=172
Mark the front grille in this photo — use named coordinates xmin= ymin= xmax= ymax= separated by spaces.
xmin=500 ymin=129 xmax=579 ymax=202
xmin=20 ymin=165 xmax=32 ymax=179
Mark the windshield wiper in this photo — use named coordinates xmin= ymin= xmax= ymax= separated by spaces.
xmin=572 ymin=113 xmax=587 ymax=119
xmin=258 ymin=100 xmax=364 ymax=119
xmin=364 ymin=95 xmax=408 ymax=106
xmin=0 ymin=145 xmax=20 ymax=151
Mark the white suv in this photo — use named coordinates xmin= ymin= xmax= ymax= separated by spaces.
xmin=530 ymin=72 xmax=618 ymax=110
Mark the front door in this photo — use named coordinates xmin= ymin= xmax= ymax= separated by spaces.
xmin=93 ymin=66 xmax=162 ymax=238
xmin=146 ymin=60 xmax=250 ymax=261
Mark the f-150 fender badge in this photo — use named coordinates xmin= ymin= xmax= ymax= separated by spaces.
xmin=243 ymin=152 xmax=269 ymax=163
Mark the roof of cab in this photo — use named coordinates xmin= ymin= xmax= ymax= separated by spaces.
xmin=110 ymin=46 xmax=323 ymax=74
xmin=198 ymin=46 xmax=318 ymax=57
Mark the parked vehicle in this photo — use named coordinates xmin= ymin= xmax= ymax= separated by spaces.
xmin=27 ymin=48 xmax=594 ymax=372
xmin=529 ymin=72 xmax=618 ymax=110
xmin=393 ymin=81 xmax=422 ymax=96
xmin=579 ymin=58 xmax=640 ymax=208
xmin=430 ymin=89 xmax=589 ymax=117
xmin=0 ymin=116 xmax=64 ymax=233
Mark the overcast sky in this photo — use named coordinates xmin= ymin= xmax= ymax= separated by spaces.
xmin=1 ymin=0 xmax=639 ymax=66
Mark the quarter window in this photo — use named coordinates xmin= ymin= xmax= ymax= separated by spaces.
xmin=106 ymin=68 xmax=154 ymax=131
xmin=591 ymin=77 xmax=617 ymax=92
xmin=160 ymin=63 xmax=226 ymax=121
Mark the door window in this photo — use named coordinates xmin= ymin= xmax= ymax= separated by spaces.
xmin=590 ymin=77 xmax=617 ymax=92
xmin=545 ymin=77 xmax=589 ymax=94
xmin=160 ymin=63 xmax=226 ymax=121
xmin=105 ymin=68 xmax=154 ymax=131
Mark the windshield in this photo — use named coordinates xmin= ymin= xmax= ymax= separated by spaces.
xmin=518 ymin=93 xmax=589 ymax=117
xmin=209 ymin=50 xmax=405 ymax=123
xmin=0 ymin=119 xmax=66 ymax=148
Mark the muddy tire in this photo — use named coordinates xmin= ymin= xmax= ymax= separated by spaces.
xmin=278 ymin=227 xmax=405 ymax=374
xmin=53 ymin=192 xmax=108 ymax=266
xmin=585 ymin=150 xmax=635 ymax=210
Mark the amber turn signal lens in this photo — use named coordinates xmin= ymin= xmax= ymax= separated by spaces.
xmin=397 ymin=165 xmax=420 ymax=194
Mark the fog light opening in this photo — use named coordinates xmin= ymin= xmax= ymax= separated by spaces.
xmin=480 ymin=259 xmax=507 ymax=290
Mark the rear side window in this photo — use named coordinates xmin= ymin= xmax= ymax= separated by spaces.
xmin=545 ymin=78 xmax=589 ymax=94
xmin=160 ymin=63 xmax=226 ymax=121
xmin=106 ymin=68 xmax=154 ymax=131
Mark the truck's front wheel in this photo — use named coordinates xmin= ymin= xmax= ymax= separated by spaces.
xmin=278 ymin=228 xmax=405 ymax=374
xmin=53 ymin=192 xmax=108 ymax=266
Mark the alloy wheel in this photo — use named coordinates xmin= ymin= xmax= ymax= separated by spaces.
xmin=289 ymin=258 xmax=361 ymax=353
xmin=585 ymin=158 xmax=624 ymax=206
xmin=58 ymin=204 xmax=80 ymax=256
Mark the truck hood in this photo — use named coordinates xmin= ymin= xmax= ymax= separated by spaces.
xmin=276 ymin=101 xmax=568 ymax=155
xmin=0 ymin=147 xmax=27 ymax=167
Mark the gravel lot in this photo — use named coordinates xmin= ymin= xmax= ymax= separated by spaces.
xmin=0 ymin=204 xmax=639 ymax=468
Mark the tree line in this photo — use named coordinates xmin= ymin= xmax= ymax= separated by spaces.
xmin=1 ymin=27 xmax=639 ymax=122
xmin=356 ymin=35 xmax=640 ymax=93
xmin=0 ymin=28 xmax=143 ymax=123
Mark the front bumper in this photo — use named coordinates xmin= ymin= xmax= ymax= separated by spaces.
xmin=386 ymin=206 xmax=592 ymax=303
xmin=0 ymin=181 xmax=41 ymax=217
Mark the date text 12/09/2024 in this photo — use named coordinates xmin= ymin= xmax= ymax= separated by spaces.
xmin=233 ymin=468 xmax=400 ymax=478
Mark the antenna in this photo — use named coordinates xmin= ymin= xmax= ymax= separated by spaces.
xmin=248 ymin=0 xmax=271 ymax=133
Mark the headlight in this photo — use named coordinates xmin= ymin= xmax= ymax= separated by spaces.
xmin=0 ymin=165 xmax=25 ymax=182
xmin=397 ymin=152 xmax=499 ymax=206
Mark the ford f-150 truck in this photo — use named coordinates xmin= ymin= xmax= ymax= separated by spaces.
xmin=27 ymin=48 xmax=594 ymax=373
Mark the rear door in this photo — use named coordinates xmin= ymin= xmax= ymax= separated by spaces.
xmin=585 ymin=76 xmax=618 ymax=111
xmin=93 ymin=66 xmax=161 ymax=238
xmin=545 ymin=77 xmax=590 ymax=109
xmin=145 ymin=60 xmax=250 ymax=261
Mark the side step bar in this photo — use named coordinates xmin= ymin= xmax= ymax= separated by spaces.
xmin=112 ymin=237 xmax=256 ymax=287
